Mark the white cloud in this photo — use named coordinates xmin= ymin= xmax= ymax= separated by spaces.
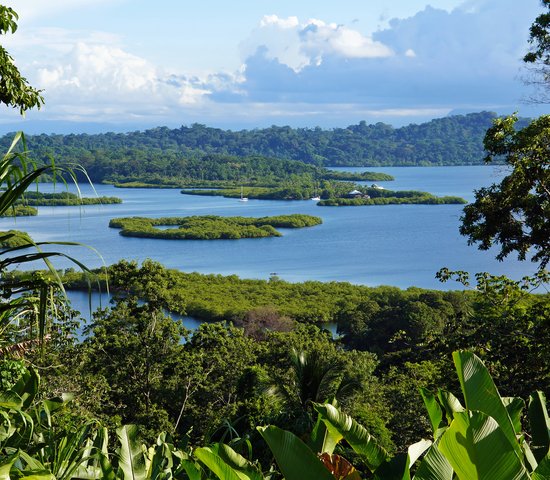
xmin=37 ymin=43 xmax=157 ymax=95
xmin=29 ymin=41 xmax=212 ymax=122
xmin=242 ymin=15 xmax=393 ymax=72
xmin=260 ymin=15 xmax=300 ymax=29
xmin=0 ymin=0 xmax=545 ymax=130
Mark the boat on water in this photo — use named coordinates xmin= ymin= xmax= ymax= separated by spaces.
xmin=311 ymin=196 xmax=321 ymax=201
xmin=239 ymin=186 xmax=248 ymax=202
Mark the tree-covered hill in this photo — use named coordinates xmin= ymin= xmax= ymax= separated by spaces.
xmin=0 ymin=112 xmax=530 ymax=175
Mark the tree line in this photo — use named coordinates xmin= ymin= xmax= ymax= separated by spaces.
xmin=0 ymin=112 xmax=531 ymax=173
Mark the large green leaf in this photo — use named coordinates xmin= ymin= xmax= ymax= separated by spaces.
xmin=0 ymin=392 xmax=23 ymax=410
xmin=452 ymin=351 xmax=520 ymax=457
xmin=97 ymin=452 xmax=116 ymax=480
xmin=374 ymin=439 xmax=431 ymax=480
xmin=116 ymin=425 xmax=147 ymax=480
xmin=503 ymin=397 xmax=525 ymax=435
xmin=532 ymin=454 xmax=550 ymax=480
xmin=314 ymin=403 xmax=388 ymax=472
xmin=257 ymin=425 xmax=334 ymax=480
xmin=194 ymin=447 xmax=248 ymax=480
xmin=178 ymin=458 xmax=202 ymax=480
xmin=413 ymin=440 xmax=453 ymax=480
xmin=0 ymin=453 xmax=17 ymax=480
xmin=210 ymin=443 xmax=264 ymax=480
xmin=529 ymin=392 xmax=550 ymax=463
xmin=438 ymin=410 xmax=530 ymax=480
xmin=11 ymin=367 xmax=39 ymax=409
xmin=436 ymin=390 xmax=464 ymax=425
xmin=420 ymin=389 xmax=444 ymax=438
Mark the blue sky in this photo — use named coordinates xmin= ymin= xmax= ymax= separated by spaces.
xmin=1 ymin=0 xmax=547 ymax=133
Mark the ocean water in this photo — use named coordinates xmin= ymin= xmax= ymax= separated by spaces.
xmin=0 ymin=165 xmax=535 ymax=290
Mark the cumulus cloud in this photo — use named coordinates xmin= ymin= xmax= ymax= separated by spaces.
xmin=29 ymin=40 xmax=213 ymax=123
xmin=1 ymin=0 xmax=546 ymax=130
xmin=241 ymin=15 xmax=393 ymax=72
xmin=224 ymin=0 xmax=543 ymax=116
xmin=37 ymin=43 xmax=157 ymax=94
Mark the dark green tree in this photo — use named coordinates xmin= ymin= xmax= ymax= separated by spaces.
xmin=524 ymin=0 xmax=550 ymax=101
xmin=0 ymin=6 xmax=43 ymax=112
xmin=459 ymin=114 xmax=550 ymax=269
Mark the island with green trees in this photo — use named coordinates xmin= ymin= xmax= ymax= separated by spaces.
xmin=185 ymin=183 xmax=467 ymax=204
xmin=20 ymin=191 xmax=122 ymax=206
xmin=109 ymin=214 xmax=322 ymax=240
xmin=318 ymin=187 xmax=467 ymax=206
xmin=0 ymin=229 xmax=32 ymax=248
xmin=1 ymin=2 xmax=550 ymax=479
xmin=0 ymin=205 xmax=38 ymax=216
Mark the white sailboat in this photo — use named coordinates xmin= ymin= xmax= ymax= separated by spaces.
xmin=239 ymin=186 xmax=248 ymax=202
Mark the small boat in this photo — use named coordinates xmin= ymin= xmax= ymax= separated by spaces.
xmin=311 ymin=196 xmax=321 ymax=201
xmin=239 ymin=186 xmax=248 ymax=202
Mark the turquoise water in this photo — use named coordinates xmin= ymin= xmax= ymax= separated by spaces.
xmin=0 ymin=166 xmax=535 ymax=289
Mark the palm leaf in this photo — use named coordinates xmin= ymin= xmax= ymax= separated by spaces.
xmin=452 ymin=351 xmax=521 ymax=457
xmin=529 ymin=392 xmax=550 ymax=463
xmin=116 ymin=425 xmax=147 ymax=480
xmin=314 ymin=402 xmax=388 ymax=472
xmin=438 ymin=410 xmax=530 ymax=480
xmin=257 ymin=425 xmax=334 ymax=480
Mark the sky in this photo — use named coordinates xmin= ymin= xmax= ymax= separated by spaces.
xmin=0 ymin=0 xmax=548 ymax=133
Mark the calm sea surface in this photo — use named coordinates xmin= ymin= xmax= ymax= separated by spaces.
xmin=1 ymin=165 xmax=535 ymax=290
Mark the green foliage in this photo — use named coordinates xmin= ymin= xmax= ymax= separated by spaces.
xmin=17 ymin=191 xmax=122 ymax=206
xmin=319 ymin=195 xmax=466 ymax=207
xmin=108 ymin=214 xmax=322 ymax=240
xmin=0 ymin=229 xmax=32 ymax=247
xmin=460 ymin=114 xmax=550 ymax=269
xmin=322 ymin=170 xmax=394 ymax=181
xmin=258 ymin=351 xmax=550 ymax=480
xmin=0 ymin=133 xmax=98 ymax=349
xmin=524 ymin=0 xmax=550 ymax=101
xmin=0 ymin=204 xmax=37 ymax=216
xmin=185 ymin=183 xmax=465 ymax=205
xmin=0 ymin=6 xmax=44 ymax=113
xmin=0 ymin=112 xmax=524 ymax=169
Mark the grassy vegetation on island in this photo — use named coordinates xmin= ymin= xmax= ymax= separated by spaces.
xmin=20 ymin=191 xmax=122 ymax=206
xmin=319 ymin=195 xmax=467 ymax=206
xmin=113 ymin=170 xmax=395 ymax=190
xmin=322 ymin=170 xmax=394 ymax=181
xmin=0 ymin=205 xmax=38 ymax=216
xmin=0 ymin=229 xmax=32 ymax=248
xmin=185 ymin=183 xmax=467 ymax=205
xmin=109 ymin=214 xmax=322 ymax=240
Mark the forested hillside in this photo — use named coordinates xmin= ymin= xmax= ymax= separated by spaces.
xmin=1 ymin=112 xmax=528 ymax=173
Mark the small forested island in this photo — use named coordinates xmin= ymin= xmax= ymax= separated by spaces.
xmin=0 ymin=229 xmax=32 ymax=248
xmin=112 ymin=168 xmax=394 ymax=190
xmin=185 ymin=183 xmax=467 ymax=205
xmin=109 ymin=214 xmax=322 ymax=240
xmin=0 ymin=205 xmax=38 ymax=216
xmin=0 ymin=192 xmax=122 ymax=216
xmin=20 ymin=191 xmax=122 ymax=206
xmin=318 ymin=187 xmax=467 ymax=206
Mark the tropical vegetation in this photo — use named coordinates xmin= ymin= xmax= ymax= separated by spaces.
xmin=0 ymin=112 xmax=531 ymax=170
xmin=0 ymin=1 xmax=550 ymax=479
xmin=17 ymin=191 xmax=122 ymax=207
xmin=108 ymin=214 xmax=322 ymax=240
